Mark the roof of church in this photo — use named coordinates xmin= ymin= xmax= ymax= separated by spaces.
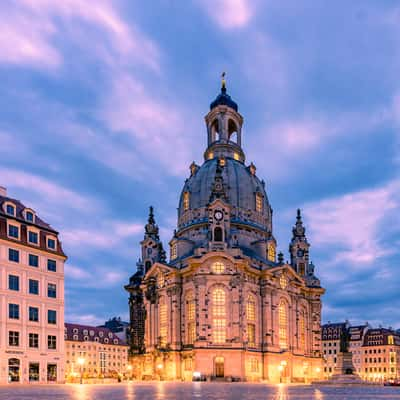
xmin=179 ymin=157 xmax=269 ymax=221
xmin=210 ymin=86 xmax=238 ymax=111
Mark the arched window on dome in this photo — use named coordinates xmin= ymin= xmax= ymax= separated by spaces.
xmin=158 ymin=297 xmax=167 ymax=347
xmin=214 ymin=227 xmax=223 ymax=242
xmin=246 ymin=295 xmax=256 ymax=346
xmin=299 ymin=308 xmax=307 ymax=353
xmin=186 ymin=291 xmax=196 ymax=345
xmin=212 ymin=288 xmax=226 ymax=344
xmin=255 ymin=192 xmax=263 ymax=213
xmin=228 ymin=119 xmax=238 ymax=144
xmin=278 ymin=299 xmax=288 ymax=350
xmin=183 ymin=192 xmax=190 ymax=211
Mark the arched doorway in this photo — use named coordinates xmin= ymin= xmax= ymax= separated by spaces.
xmin=8 ymin=358 xmax=20 ymax=382
xmin=214 ymin=356 xmax=224 ymax=378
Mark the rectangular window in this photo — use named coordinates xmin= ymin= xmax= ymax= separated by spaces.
xmin=47 ymin=259 xmax=57 ymax=272
xmin=48 ymin=283 xmax=57 ymax=298
xmin=6 ymin=204 xmax=15 ymax=215
xmin=26 ymin=211 xmax=34 ymax=222
xmin=28 ymin=231 xmax=38 ymax=244
xmin=48 ymin=310 xmax=57 ymax=325
xmin=29 ymin=362 xmax=39 ymax=382
xmin=247 ymin=323 xmax=256 ymax=346
xmin=29 ymin=333 xmax=39 ymax=348
xmin=8 ymin=224 xmax=19 ymax=239
xmin=29 ymin=254 xmax=39 ymax=267
xmin=9 ymin=303 xmax=19 ymax=319
xmin=29 ymin=279 xmax=39 ymax=295
xmin=48 ymin=335 xmax=57 ymax=350
xmin=8 ymin=275 xmax=19 ymax=291
xmin=8 ymin=248 xmax=19 ymax=263
xmin=29 ymin=307 xmax=39 ymax=322
xmin=9 ymin=331 xmax=19 ymax=346
xmin=47 ymin=238 xmax=56 ymax=250
xmin=47 ymin=364 xmax=57 ymax=382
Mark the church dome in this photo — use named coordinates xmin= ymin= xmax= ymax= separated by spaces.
xmin=178 ymin=157 xmax=272 ymax=232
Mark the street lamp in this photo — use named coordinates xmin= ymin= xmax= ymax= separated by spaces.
xmin=127 ymin=365 xmax=132 ymax=381
xmin=278 ymin=365 xmax=284 ymax=383
xmin=77 ymin=357 xmax=85 ymax=385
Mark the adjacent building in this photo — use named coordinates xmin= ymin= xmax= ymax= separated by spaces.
xmin=361 ymin=328 xmax=400 ymax=382
xmin=349 ymin=324 xmax=370 ymax=375
xmin=64 ymin=323 xmax=129 ymax=381
xmin=98 ymin=317 xmax=130 ymax=344
xmin=0 ymin=187 xmax=66 ymax=384
xmin=125 ymin=81 xmax=325 ymax=383
xmin=321 ymin=321 xmax=349 ymax=378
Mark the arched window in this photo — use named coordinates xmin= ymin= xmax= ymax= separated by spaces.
xmin=299 ymin=309 xmax=307 ymax=352
xmin=158 ymin=297 xmax=167 ymax=347
xmin=183 ymin=192 xmax=190 ymax=211
xmin=186 ymin=291 xmax=196 ymax=345
xmin=299 ymin=263 xmax=306 ymax=275
xmin=228 ymin=119 xmax=238 ymax=143
xmin=246 ymin=295 xmax=256 ymax=346
xmin=211 ymin=119 xmax=220 ymax=142
xmin=212 ymin=288 xmax=226 ymax=344
xmin=279 ymin=299 xmax=288 ymax=350
xmin=214 ymin=227 xmax=223 ymax=242
xmin=157 ymin=273 xmax=165 ymax=288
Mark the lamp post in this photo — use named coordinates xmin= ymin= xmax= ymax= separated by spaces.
xmin=77 ymin=357 xmax=85 ymax=385
xmin=278 ymin=365 xmax=283 ymax=383
xmin=127 ymin=365 xmax=132 ymax=381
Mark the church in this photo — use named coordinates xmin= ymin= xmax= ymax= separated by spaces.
xmin=125 ymin=79 xmax=325 ymax=383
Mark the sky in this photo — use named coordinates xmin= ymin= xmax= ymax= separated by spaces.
xmin=0 ymin=0 xmax=399 ymax=328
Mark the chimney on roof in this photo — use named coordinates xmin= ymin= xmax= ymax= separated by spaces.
xmin=0 ymin=186 xmax=6 ymax=196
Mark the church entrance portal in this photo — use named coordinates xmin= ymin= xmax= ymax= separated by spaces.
xmin=214 ymin=356 xmax=224 ymax=378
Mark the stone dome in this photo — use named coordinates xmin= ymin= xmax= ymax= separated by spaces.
xmin=178 ymin=157 xmax=272 ymax=232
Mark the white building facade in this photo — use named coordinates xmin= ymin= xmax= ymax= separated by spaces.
xmin=0 ymin=187 xmax=66 ymax=384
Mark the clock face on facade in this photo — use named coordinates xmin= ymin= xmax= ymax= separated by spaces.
xmin=297 ymin=249 xmax=304 ymax=257
xmin=214 ymin=210 xmax=223 ymax=221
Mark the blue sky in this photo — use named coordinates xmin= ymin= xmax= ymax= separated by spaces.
xmin=1 ymin=0 xmax=399 ymax=328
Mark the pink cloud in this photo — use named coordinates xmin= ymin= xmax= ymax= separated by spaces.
xmin=198 ymin=0 xmax=256 ymax=29
xmin=303 ymin=180 xmax=400 ymax=269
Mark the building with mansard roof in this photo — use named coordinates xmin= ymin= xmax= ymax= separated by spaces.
xmin=125 ymin=80 xmax=325 ymax=383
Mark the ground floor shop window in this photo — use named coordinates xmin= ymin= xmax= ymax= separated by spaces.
xmin=29 ymin=363 xmax=40 ymax=382
xmin=8 ymin=358 xmax=20 ymax=382
xmin=47 ymin=364 xmax=57 ymax=382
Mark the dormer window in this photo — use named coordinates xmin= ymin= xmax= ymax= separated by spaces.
xmin=170 ymin=243 xmax=177 ymax=260
xmin=6 ymin=204 xmax=15 ymax=216
xmin=255 ymin=193 xmax=263 ymax=212
xmin=47 ymin=237 xmax=56 ymax=251
xmin=25 ymin=210 xmax=35 ymax=223
xmin=183 ymin=192 xmax=190 ymax=211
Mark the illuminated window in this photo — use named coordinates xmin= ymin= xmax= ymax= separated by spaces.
xmin=157 ymin=273 xmax=165 ymax=288
xmin=186 ymin=292 xmax=196 ymax=344
xmin=279 ymin=299 xmax=288 ymax=350
xmin=159 ymin=297 xmax=167 ymax=347
xmin=280 ymin=275 xmax=288 ymax=289
xmin=219 ymin=157 xmax=226 ymax=167
xmin=255 ymin=193 xmax=263 ymax=212
xmin=212 ymin=288 xmax=226 ymax=344
xmin=267 ymin=243 xmax=276 ymax=262
xmin=212 ymin=261 xmax=225 ymax=274
xmin=388 ymin=336 xmax=394 ymax=345
xmin=233 ymin=153 xmax=239 ymax=161
xmin=299 ymin=310 xmax=306 ymax=351
xmin=183 ymin=192 xmax=190 ymax=211
xmin=170 ymin=243 xmax=177 ymax=260
xmin=246 ymin=295 xmax=256 ymax=321
xmin=247 ymin=324 xmax=255 ymax=346
xmin=248 ymin=358 xmax=259 ymax=373
xmin=299 ymin=263 xmax=305 ymax=275
xmin=208 ymin=152 xmax=214 ymax=160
